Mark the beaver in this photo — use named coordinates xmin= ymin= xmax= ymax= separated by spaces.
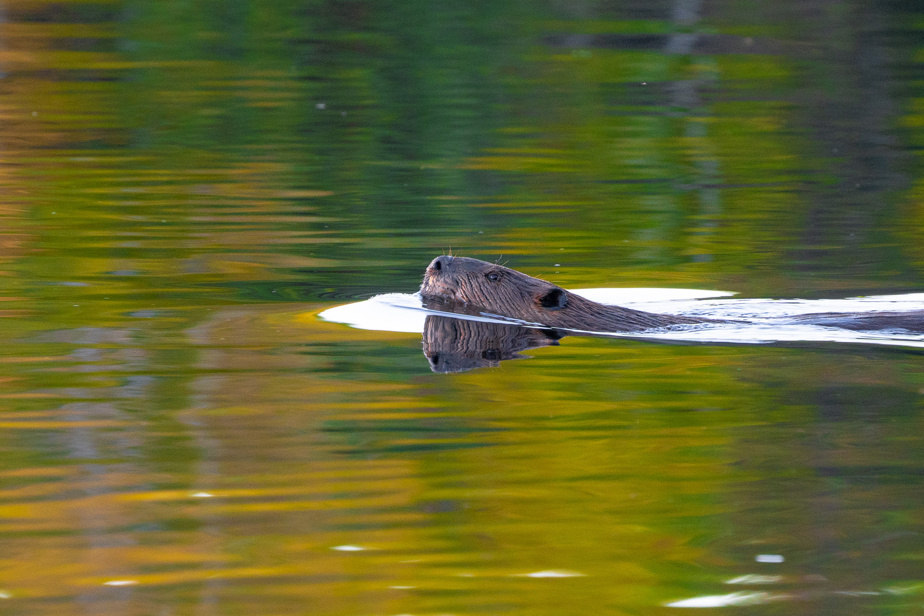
xmin=419 ymin=256 xmax=924 ymax=334
xmin=420 ymin=256 xmax=713 ymax=332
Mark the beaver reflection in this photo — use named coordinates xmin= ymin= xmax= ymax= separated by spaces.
xmin=422 ymin=315 xmax=564 ymax=373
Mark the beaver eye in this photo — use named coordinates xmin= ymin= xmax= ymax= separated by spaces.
xmin=485 ymin=271 xmax=500 ymax=282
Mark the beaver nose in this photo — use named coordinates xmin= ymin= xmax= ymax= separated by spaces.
xmin=428 ymin=256 xmax=453 ymax=274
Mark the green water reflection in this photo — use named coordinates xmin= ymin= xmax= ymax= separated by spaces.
xmin=1 ymin=0 xmax=923 ymax=614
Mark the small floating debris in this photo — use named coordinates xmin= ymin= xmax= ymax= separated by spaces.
xmin=726 ymin=573 xmax=827 ymax=585
xmin=331 ymin=545 xmax=367 ymax=552
xmin=190 ymin=492 xmax=214 ymax=498
xmin=885 ymin=584 xmax=924 ymax=596
xmin=833 ymin=590 xmax=881 ymax=597
xmin=755 ymin=554 xmax=785 ymax=563
xmin=0 ymin=590 xmax=11 ymax=599
xmin=513 ymin=570 xmax=586 ymax=578
xmin=666 ymin=591 xmax=772 ymax=608
xmin=103 ymin=580 xmax=139 ymax=587
xmin=388 ymin=585 xmax=416 ymax=590
xmin=726 ymin=574 xmax=783 ymax=585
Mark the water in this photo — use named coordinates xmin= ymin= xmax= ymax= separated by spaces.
xmin=1 ymin=1 xmax=924 ymax=614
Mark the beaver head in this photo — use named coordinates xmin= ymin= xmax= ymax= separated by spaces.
xmin=419 ymin=256 xmax=569 ymax=323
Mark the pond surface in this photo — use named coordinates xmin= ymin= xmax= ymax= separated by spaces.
xmin=1 ymin=1 xmax=923 ymax=615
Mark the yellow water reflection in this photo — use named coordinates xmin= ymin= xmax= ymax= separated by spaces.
xmin=1 ymin=1 xmax=923 ymax=614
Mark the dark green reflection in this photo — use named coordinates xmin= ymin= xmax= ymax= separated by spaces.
xmin=0 ymin=0 xmax=923 ymax=614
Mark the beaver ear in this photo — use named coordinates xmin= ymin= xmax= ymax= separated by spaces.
xmin=538 ymin=287 xmax=568 ymax=310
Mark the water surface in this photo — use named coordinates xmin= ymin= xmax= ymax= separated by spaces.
xmin=1 ymin=1 xmax=923 ymax=615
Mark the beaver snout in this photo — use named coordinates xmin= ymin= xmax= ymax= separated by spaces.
xmin=427 ymin=255 xmax=453 ymax=275
xmin=421 ymin=256 xmax=461 ymax=302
